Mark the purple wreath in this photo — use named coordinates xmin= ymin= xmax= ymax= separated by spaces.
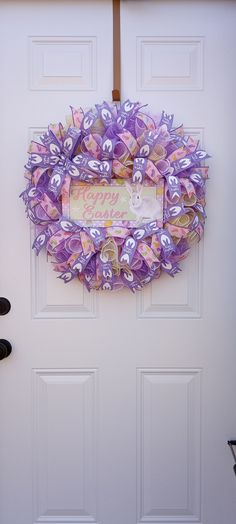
xmin=21 ymin=100 xmax=209 ymax=292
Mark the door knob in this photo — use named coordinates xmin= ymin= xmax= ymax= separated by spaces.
xmin=0 ymin=339 xmax=12 ymax=360
xmin=0 ymin=297 xmax=11 ymax=315
xmin=228 ymin=441 xmax=236 ymax=476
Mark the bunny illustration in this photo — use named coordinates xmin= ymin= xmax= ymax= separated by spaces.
xmin=125 ymin=182 xmax=162 ymax=224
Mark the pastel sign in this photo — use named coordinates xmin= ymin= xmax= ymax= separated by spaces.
xmin=64 ymin=181 xmax=164 ymax=226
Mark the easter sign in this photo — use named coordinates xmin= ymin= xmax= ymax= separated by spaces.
xmin=66 ymin=181 xmax=164 ymax=227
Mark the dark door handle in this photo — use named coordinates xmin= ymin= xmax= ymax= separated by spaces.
xmin=0 ymin=339 xmax=12 ymax=360
xmin=0 ymin=297 xmax=11 ymax=315
xmin=228 ymin=441 xmax=236 ymax=476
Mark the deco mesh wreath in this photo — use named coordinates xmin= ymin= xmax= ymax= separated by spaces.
xmin=21 ymin=100 xmax=209 ymax=292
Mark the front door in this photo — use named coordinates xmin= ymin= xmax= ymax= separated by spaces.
xmin=0 ymin=1 xmax=236 ymax=523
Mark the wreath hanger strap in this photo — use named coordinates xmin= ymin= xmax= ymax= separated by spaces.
xmin=112 ymin=0 xmax=121 ymax=102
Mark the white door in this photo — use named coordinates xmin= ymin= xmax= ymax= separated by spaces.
xmin=0 ymin=1 xmax=235 ymax=523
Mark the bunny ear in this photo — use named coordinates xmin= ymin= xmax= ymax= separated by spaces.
xmin=125 ymin=181 xmax=133 ymax=195
xmin=137 ymin=183 xmax=143 ymax=195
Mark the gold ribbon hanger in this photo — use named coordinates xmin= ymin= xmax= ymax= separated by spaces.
xmin=112 ymin=0 xmax=121 ymax=102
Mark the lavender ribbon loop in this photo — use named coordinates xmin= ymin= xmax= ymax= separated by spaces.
xmin=98 ymin=253 xmax=114 ymax=290
xmin=166 ymin=174 xmax=181 ymax=202
xmin=32 ymin=229 xmax=50 ymax=255
xmin=27 ymin=153 xmax=59 ymax=169
xmin=62 ymin=127 xmax=81 ymax=157
xmin=40 ymin=129 xmax=61 ymax=151
xmin=190 ymin=172 xmax=204 ymax=188
xmin=26 ymin=207 xmax=41 ymax=225
xmin=68 ymin=167 xmax=97 ymax=182
xmin=132 ymin=157 xmax=147 ymax=183
xmin=41 ymin=127 xmax=81 ymax=162
xmin=84 ymin=227 xmax=106 ymax=248
xmin=23 ymin=190 xmax=58 ymax=226
xmin=58 ymin=269 xmax=77 ymax=283
xmin=189 ymin=214 xmax=199 ymax=231
xmin=120 ymin=236 xmax=137 ymax=265
xmin=193 ymin=202 xmax=206 ymax=218
xmin=59 ymin=217 xmax=79 ymax=233
xmin=138 ymin=130 xmax=161 ymax=158
xmin=28 ymin=128 xmax=82 ymax=198
xmin=171 ymin=150 xmax=209 ymax=175
xmin=133 ymin=221 xmax=160 ymax=241
xmin=161 ymin=260 xmax=181 ymax=276
xmin=101 ymin=281 xmax=113 ymax=291
xmin=48 ymin=166 xmax=66 ymax=196
xmin=71 ymin=252 xmax=94 ymax=274
xmin=96 ymin=102 xmax=114 ymax=128
xmin=157 ymin=229 xmax=175 ymax=256
xmin=25 ymin=186 xmax=42 ymax=201
xmin=159 ymin=111 xmax=174 ymax=130
xmin=121 ymin=268 xmax=142 ymax=292
xmin=191 ymin=150 xmax=209 ymax=162
xmin=164 ymin=203 xmax=186 ymax=221
xmin=173 ymin=238 xmax=189 ymax=257
xmin=138 ymin=263 xmax=160 ymax=285
xmin=81 ymin=110 xmax=97 ymax=134
xmin=117 ymin=100 xmax=139 ymax=128
xmin=72 ymin=154 xmax=112 ymax=181
xmin=101 ymin=137 xmax=117 ymax=160
xmin=83 ymin=256 xmax=96 ymax=291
